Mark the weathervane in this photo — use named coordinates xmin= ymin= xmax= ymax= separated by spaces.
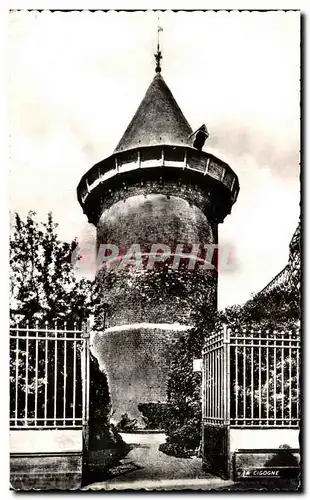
xmin=155 ymin=21 xmax=163 ymax=73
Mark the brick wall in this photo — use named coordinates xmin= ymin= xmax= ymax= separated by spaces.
xmin=92 ymin=325 xmax=190 ymax=424
xmin=98 ymin=178 xmax=213 ymax=216
xmin=96 ymin=192 xmax=217 ymax=327
xmin=93 ymin=184 xmax=218 ymax=424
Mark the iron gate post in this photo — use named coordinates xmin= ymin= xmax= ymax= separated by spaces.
xmin=223 ymin=324 xmax=231 ymax=425
xmin=223 ymin=324 xmax=231 ymax=477
xmin=201 ymin=341 xmax=206 ymax=458
xmin=82 ymin=319 xmax=90 ymax=453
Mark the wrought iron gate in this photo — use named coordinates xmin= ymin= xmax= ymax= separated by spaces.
xmin=202 ymin=324 xmax=300 ymax=479
xmin=202 ymin=325 xmax=230 ymax=478
xmin=9 ymin=319 xmax=90 ymax=436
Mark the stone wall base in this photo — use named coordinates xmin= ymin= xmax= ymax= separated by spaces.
xmin=10 ymin=452 xmax=82 ymax=490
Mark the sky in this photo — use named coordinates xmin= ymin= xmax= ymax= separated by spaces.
xmin=8 ymin=10 xmax=300 ymax=309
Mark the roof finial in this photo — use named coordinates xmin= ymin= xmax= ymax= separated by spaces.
xmin=155 ymin=21 xmax=163 ymax=73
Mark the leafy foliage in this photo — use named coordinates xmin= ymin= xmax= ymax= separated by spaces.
xmin=158 ymin=333 xmax=204 ymax=458
xmin=10 ymin=211 xmax=93 ymax=322
xmin=94 ymin=264 xmax=217 ymax=328
xmin=158 ymin=280 xmax=217 ymax=458
xmin=9 ymin=211 xmax=130 ymax=481
xmin=218 ymin=284 xmax=300 ymax=330
xmin=159 ymin=281 xmax=300 ymax=458
xmin=137 ymin=403 xmax=167 ymax=430
xmin=10 ymin=214 xmax=112 ymax=437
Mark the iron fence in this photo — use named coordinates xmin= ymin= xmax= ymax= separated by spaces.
xmin=10 ymin=320 xmax=90 ymax=429
xmin=202 ymin=325 xmax=300 ymax=428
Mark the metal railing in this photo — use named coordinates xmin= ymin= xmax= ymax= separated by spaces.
xmin=202 ymin=326 xmax=230 ymax=426
xmin=10 ymin=320 xmax=90 ymax=429
xmin=202 ymin=325 xmax=300 ymax=428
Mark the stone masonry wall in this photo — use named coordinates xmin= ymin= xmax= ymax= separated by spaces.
xmin=93 ymin=183 xmax=218 ymax=423
xmin=97 ymin=178 xmax=213 ymax=216
xmin=96 ymin=192 xmax=216 ymax=327
xmin=92 ymin=326 xmax=189 ymax=424
xmin=10 ymin=453 xmax=82 ymax=490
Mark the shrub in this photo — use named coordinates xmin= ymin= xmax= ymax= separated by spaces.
xmin=137 ymin=402 xmax=167 ymax=429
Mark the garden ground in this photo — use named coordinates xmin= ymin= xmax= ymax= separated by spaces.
xmin=84 ymin=432 xmax=235 ymax=491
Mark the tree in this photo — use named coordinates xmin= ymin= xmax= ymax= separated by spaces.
xmin=9 ymin=212 xmax=129 ymax=480
xmin=218 ymin=284 xmax=300 ymax=329
xmin=9 ymin=211 xmax=93 ymax=424
xmin=10 ymin=211 xmax=92 ymax=321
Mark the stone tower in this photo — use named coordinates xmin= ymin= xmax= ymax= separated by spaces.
xmin=77 ymin=45 xmax=239 ymax=424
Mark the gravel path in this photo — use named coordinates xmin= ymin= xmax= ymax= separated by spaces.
xmin=86 ymin=432 xmax=234 ymax=491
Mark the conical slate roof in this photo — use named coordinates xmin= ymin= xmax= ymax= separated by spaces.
xmin=114 ymin=73 xmax=193 ymax=153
